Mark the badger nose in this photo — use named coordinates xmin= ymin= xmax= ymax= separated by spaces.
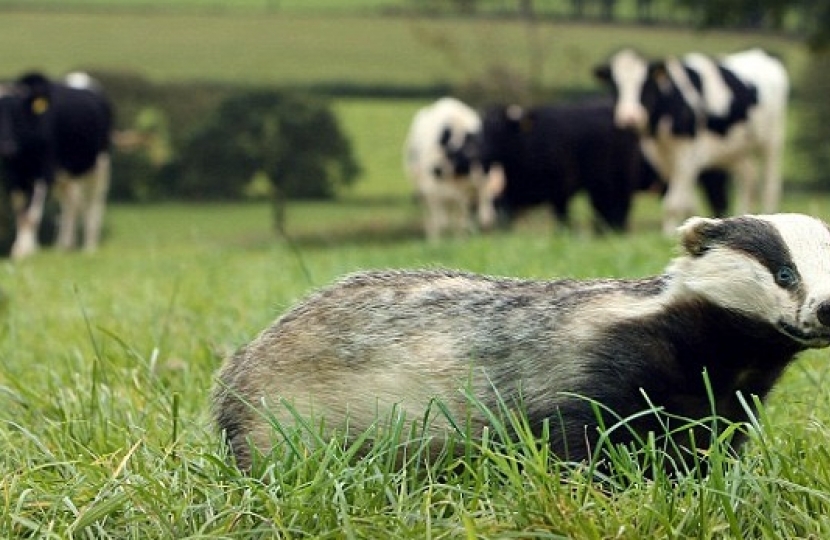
xmin=817 ymin=301 xmax=830 ymax=327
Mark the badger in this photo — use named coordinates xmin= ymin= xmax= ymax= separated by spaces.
xmin=213 ymin=213 xmax=830 ymax=472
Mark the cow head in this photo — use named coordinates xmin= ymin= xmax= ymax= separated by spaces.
xmin=15 ymin=72 xmax=52 ymax=118
xmin=479 ymin=104 xmax=526 ymax=173
xmin=594 ymin=49 xmax=669 ymax=133
xmin=0 ymin=72 xmax=53 ymax=160
xmin=437 ymin=125 xmax=481 ymax=179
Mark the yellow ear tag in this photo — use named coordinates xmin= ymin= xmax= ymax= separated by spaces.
xmin=31 ymin=97 xmax=49 ymax=115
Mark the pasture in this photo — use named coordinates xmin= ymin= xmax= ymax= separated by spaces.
xmin=1 ymin=5 xmax=830 ymax=538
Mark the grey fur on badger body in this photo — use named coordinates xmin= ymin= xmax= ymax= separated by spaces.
xmin=213 ymin=213 xmax=830 ymax=472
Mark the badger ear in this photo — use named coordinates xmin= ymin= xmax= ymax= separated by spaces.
xmin=678 ymin=216 xmax=723 ymax=257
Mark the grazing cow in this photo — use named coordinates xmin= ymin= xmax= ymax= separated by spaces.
xmin=479 ymin=100 xmax=642 ymax=232
xmin=594 ymin=48 xmax=789 ymax=234
xmin=404 ymin=97 xmax=498 ymax=241
xmin=0 ymin=71 xmax=112 ymax=259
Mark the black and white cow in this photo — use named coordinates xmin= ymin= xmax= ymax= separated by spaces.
xmin=479 ymin=100 xmax=642 ymax=232
xmin=0 ymin=71 xmax=112 ymax=259
xmin=594 ymin=48 xmax=789 ymax=234
xmin=640 ymin=151 xmax=731 ymax=219
xmin=404 ymin=97 xmax=499 ymax=241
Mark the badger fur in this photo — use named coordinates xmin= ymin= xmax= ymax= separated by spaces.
xmin=213 ymin=213 xmax=830 ymax=472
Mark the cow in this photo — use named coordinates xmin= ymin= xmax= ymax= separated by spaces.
xmin=594 ymin=48 xmax=789 ymax=234
xmin=640 ymin=151 xmax=731 ymax=218
xmin=404 ymin=97 xmax=499 ymax=241
xmin=479 ymin=100 xmax=643 ymax=232
xmin=0 ymin=71 xmax=112 ymax=259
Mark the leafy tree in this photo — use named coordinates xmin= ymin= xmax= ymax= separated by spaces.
xmin=174 ymin=90 xmax=360 ymax=229
xmin=677 ymin=0 xmax=820 ymax=36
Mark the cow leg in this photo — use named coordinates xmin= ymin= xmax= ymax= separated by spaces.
xmin=663 ymin=176 xmax=699 ymax=234
xmin=476 ymin=166 xmax=504 ymax=231
xmin=698 ymin=169 xmax=730 ymax=217
xmin=549 ymin=189 xmax=573 ymax=230
xmin=760 ymin=139 xmax=784 ymax=214
xmin=661 ymin=143 xmax=701 ymax=234
xmin=550 ymin=201 xmax=570 ymax=229
xmin=55 ymin=175 xmax=82 ymax=251
xmin=81 ymin=152 xmax=111 ymax=252
xmin=422 ymin=193 xmax=445 ymax=242
xmin=10 ymin=181 xmax=48 ymax=260
xmin=476 ymin=190 xmax=497 ymax=231
xmin=731 ymin=157 xmax=758 ymax=216
xmin=450 ymin=188 xmax=472 ymax=237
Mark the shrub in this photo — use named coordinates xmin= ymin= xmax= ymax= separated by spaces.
xmin=173 ymin=89 xmax=360 ymax=205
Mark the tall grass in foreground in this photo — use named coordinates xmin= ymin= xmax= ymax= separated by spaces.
xmin=2 ymin=198 xmax=830 ymax=537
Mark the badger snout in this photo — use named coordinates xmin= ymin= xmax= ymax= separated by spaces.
xmin=783 ymin=299 xmax=830 ymax=348
xmin=817 ymin=301 xmax=830 ymax=327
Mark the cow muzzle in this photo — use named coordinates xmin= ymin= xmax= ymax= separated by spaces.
xmin=614 ymin=104 xmax=647 ymax=131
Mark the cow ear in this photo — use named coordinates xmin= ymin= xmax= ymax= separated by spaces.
xmin=648 ymin=61 xmax=668 ymax=79
xmin=15 ymin=72 xmax=52 ymax=115
xmin=506 ymin=105 xmax=523 ymax=122
xmin=438 ymin=126 xmax=452 ymax=147
xmin=31 ymin=96 xmax=49 ymax=115
xmin=15 ymin=72 xmax=51 ymax=116
xmin=593 ymin=64 xmax=611 ymax=82
xmin=678 ymin=216 xmax=723 ymax=257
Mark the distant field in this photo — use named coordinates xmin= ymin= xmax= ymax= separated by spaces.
xmin=0 ymin=0 xmax=398 ymax=11
xmin=0 ymin=10 xmax=805 ymax=90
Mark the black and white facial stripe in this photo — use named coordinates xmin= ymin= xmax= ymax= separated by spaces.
xmin=673 ymin=214 xmax=830 ymax=347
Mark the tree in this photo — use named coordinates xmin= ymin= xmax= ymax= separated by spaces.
xmin=175 ymin=90 xmax=360 ymax=230
xmin=678 ymin=0 xmax=811 ymax=33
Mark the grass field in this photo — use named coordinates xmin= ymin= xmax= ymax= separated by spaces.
xmin=4 ymin=194 xmax=830 ymax=538
xmin=1 ymin=5 xmax=830 ymax=538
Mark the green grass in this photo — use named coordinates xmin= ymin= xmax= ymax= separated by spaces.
xmin=3 ymin=192 xmax=830 ymax=537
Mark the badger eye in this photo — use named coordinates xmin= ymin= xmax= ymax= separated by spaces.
xmin=775 ymin=266 xmax=798 ymax=288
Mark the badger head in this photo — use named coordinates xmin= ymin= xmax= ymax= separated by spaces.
xmin=670 ymin=213 xmax=830 ymax=349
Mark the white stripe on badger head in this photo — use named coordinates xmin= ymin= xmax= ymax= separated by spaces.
xmin=758 ymin=213 xmax=830 ymax=327
xmin=682 ymin=53 xmax=732 ymax=117
xmin=666 ymin=241 xmax=782 ymax=321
